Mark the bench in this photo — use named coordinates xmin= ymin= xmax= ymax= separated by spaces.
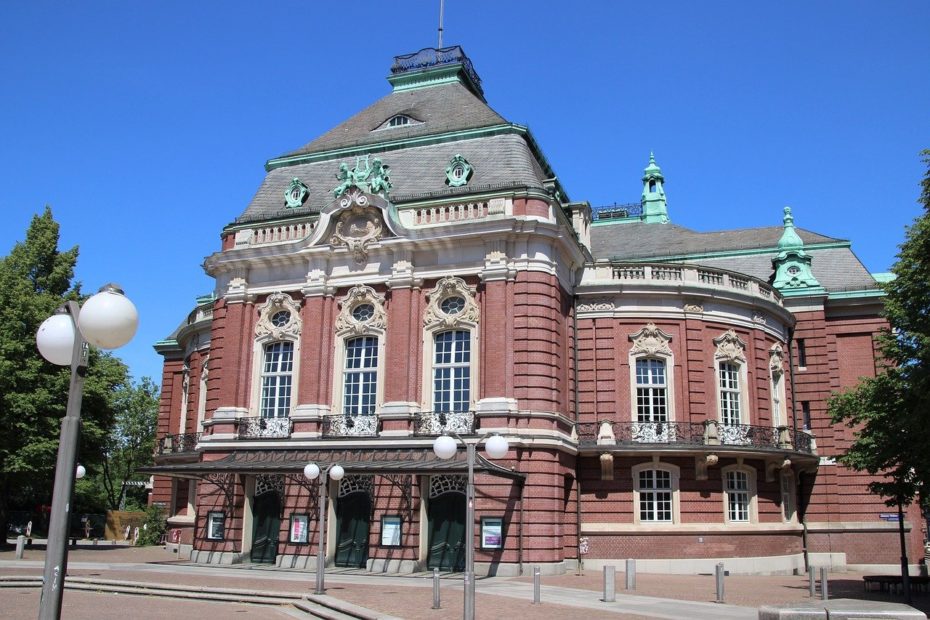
xmin=864 ymin=574 xmax=930 ymax=594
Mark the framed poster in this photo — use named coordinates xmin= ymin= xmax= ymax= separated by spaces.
xmin=481 ymin=517 xmax=503 ymax=549
xmin=290 ymin=514 xmax=309 ymax=544
xmin=206 ymin=511 xmax=225 ymax=540
xmin=381 ymin=515 xmax=402 ymax=546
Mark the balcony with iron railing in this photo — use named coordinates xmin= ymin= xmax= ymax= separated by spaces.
xmin=413 ymin=410 xmax=476 ymax=436
xmin=237 ymin=416 xmax=293 ymax=440
xmin=575 ymin=420 xmax=814 ymax=455
xmin=322 ymin=414 xmax=379 ymax=438
xmin=156 ymin=432 xmax=201 ymax=456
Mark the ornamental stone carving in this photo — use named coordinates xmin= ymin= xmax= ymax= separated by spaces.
xmin=769 ymin=343 xmax=785 ymax=378
xmin=683 ymin=303 xmax=704 ymax=313
xmin=424 ymin=277 xmax=479 ymax=329
xmin=335 ymin=285 xmax=386 ymax=336
xmin=333 ymin=155 xmax=392 ymax=198
xmin=628 ymin=323 xmax=673 ymax=357
xmin=713 ymin=329 xmax=747 ymax=363
xmin=284 ymin=177 xmax=309 ymax=208
xmin=578 ymin=298 xmax=614 ymax=312
xmin=255 ymin=292 xmax=302 ymax=341
xmin=329 ymin=189 xmax=384 ymax=264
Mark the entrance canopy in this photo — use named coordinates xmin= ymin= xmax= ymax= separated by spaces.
xmin=139 ymin=447 xmax=525 ymax=482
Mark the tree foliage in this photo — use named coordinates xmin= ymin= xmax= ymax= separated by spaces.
xmin=830 ymin=150 xmax=930 ymax=506
xmin=0 ymin=207 xmax=131 ymax=540
xmin=100 ymin=377 xmax=159 ymax=511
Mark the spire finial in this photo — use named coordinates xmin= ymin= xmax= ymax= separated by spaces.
xmin=777 ymin=206 xmax=803 ymax=250
xmin=438 ymin=0 xmax=445 ymax=48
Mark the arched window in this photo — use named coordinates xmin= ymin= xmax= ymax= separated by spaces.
xmin=632 ymin=462 xmax=680 ymax=524
xmin=260 ymin=341 xmax=294 ymax=418
xmin=722 ymin=465 xmax=758 ymax=524
xmin=433 ymin=330 xmax=471 ymax=413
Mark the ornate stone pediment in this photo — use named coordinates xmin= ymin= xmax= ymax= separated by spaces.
xmin=335 ymin=285 xmax=386 ymax=336
xmin=713 ymin=329 xmax=747 ymax=363
xmin=424 ymin=277 xmax=479 ymax=329
xmin=629 ymin=323 xmax=673 ymax=357
xmin=255 ymin=292 xmax=302 ymax=341
xmin=329 ymin=189 xmax=385 ymax=264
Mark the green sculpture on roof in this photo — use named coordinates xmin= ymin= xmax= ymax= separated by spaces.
xmin=333 ymin=155 xmax=393 ymax=198
xmin=772 ymin=207 xmax=825 ymax=294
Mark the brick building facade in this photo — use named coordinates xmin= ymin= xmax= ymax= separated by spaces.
xmin=145 ymin=46 xmax=920 ymax=576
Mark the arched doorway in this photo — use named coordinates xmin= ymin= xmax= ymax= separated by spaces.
xmin=334 ymin=475 xmax=373 ymax=568
xmin=250 ymin=475 xmax=283 ymax=564
xmin=427 ymin=475 xmax=467 ymax=571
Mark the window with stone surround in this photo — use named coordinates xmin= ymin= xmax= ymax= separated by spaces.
xmin=713 ymin=329 xmax=749 ymax=428
xmin=635 ymin=358 xmax=668 ymax=422
xmin=250 ymin=293 xmax=302 ymax=419
xmin=632 ymin=462 xmax=680 ymax=524
xmin=333 ymin=285 xmax=386 ymax=417
xmin=628 ymin=324 xmax=676 ymax=430
xmin=722 ymin=466 xmax=757 ymax=523
xmin=422 ymin=277 xmax=479 ymax=413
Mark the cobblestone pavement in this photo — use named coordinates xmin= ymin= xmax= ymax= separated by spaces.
xmin=2 ymin=541 xmax=927 ymax=619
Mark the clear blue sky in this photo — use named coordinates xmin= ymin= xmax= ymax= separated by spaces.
xmin=2 ymin=1 xmax=928 ymax=386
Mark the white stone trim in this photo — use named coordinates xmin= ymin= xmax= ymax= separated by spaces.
xmin=628 ymin=324 xmax=676 ymax=424
xmin=721 ymin=464 xmax=758 ymax=524
xmin=631 ymin=461 xmax=680 ymax=525
xmin=248 ymin=292 xmax=302 ymax=419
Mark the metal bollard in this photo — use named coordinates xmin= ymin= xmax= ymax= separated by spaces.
xmin=819 ymin=566 xmax=829 ymax=600
xmin=808 ymin=569 xmax=816 ymax=597
xmin=15 ymin=535 xmax=25 ymax=559
xmin=432 ymin=568 xmax=441 ymax=609
xmin=533 ymin=566 xmax=541 ymax=604
xmin=625 ymin=558 xmax=636 ymax=590
xmin=715 ymin=562 xmax=725 ymax=603
xmin=603 ymin=565 xmax=616 ymax=602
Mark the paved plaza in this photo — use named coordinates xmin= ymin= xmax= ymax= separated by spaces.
xmin=1 ymin=541 xmax=927 ymax=619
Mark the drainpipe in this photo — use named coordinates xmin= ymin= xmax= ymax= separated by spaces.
xmin=572 ymin=294 xmax=583 ymax=568
xmin=788 ymin=327 xmax=809 ymax=572
xmin=519 ymin=477 xmax=525 ymax=576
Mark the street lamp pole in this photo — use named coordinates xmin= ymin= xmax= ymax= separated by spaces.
xmin=304 ymin=462 xmax=344 ymax=595
xmin=433 ymin=432 xmax=508 ymax=620
xmin=38 ymin=302 xmax=86 ymax=620
xmin=35 ymin=286 xmax=138 ymax=620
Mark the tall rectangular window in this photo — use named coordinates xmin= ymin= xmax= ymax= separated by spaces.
xmin=344 ymin=336 xmax=378 ymax=416
xmin=260 ymin=342 xmax=293 ymax=418
xmin=802 ymin=401 xmax=812 ymax=429
xmin=638 ymin=469 xmax=672 ymax=522
xmin=433 ymin=330 xmax=471 ymax=413
xmin=636 ymin=359 xmax=668 ymax=422
xmin=719 ymin=362 xmax=742 ymax=426
xmin=796 ymin=339 xmax=807 ymax=368
xmin=725 ymin=470 xmax=750 ymax=522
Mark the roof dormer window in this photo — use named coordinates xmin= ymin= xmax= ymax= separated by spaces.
xmin=374 ymin=114 xmax=421 ymax=131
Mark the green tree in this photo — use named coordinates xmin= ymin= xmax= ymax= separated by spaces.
xmin=830 ymin=150 xmax=930 ymax=506
xmin=0 ymin=207 xmax=130 ymax=542
xmin=100 ymin=377 xmax=159 ymax=511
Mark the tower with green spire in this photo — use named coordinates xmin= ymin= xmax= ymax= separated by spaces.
xmin=771 ymin=207 xmax=826 ymax=295
xmin=641 ymin=152 xmax=669 ymax=223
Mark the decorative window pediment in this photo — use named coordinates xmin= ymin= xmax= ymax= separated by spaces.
xmin=284 ymin=178 xmax=309 ymax=208
xmin=628 ymin=323 xmax=673 ymax=357
xmin=424 ymin=277 xmax=479 ymax=330
xmin=714 ymin=329 xmax=747 ymax=363
xmin=255 ymin=292 xmax=302 ymax=341
xmin=445 ymin=154 xmax=473 ymax=187
xmin=336 ymin=285 xmax=386 ymax=336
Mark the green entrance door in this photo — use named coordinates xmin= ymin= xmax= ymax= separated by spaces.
xmin=334 ymin=492 xmax=371 ymax=568
xmin=427 ymin=492 xmax=466 ymax=571
xmin=250 ymin=491 xmax=281 ymax=564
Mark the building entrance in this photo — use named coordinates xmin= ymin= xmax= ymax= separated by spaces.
xmin=427 ymin=491 xmax=466 ymax=571
xmin=250 ymin=490 xmax=280 ymax=564
xmin=334 ymin=491 xmax=371 ymax=568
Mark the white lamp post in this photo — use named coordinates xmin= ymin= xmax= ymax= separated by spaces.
xmin=433 ymin=432 xmax=509 ymax=620
xmin=35 ymin=284 xmax=138 ymax=620
xmin=303 ymin=462 xmax=345 ymax=595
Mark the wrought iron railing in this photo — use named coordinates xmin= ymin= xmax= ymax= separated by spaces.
xmin=322 ymin=414 xmax=379 ymax=437
xmin=592 ymin=203 xmax=643 ymax=220
xmin=575 ymin=421 xmax=814 ymax=454
xmin=237 ymin=416 xmax=292 ymax=439
xmin=157 ymin=432 xmax=201 ymax=455
xmin=413 ymin=411 xmax=476 ymax=436
xmin=390 ymin=45 xmax=482 ymax=95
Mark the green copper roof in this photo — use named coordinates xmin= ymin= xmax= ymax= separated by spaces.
xmin=642 ymin=151 xmax=664 ymax=181
xmin=641 ymin=152 xmax=669 ymax=224
xmin=777 ymin=206 xmax=804 ymax=250
xmin=387 ymin=46 xmax=484 ymax=101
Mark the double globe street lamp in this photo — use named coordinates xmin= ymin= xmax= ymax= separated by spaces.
xmin=432 ymin=432 xmax=509 ymax=620
xmin=35 ymin=284 xmax=138 ymax=620
xmin=303 ymin=461 xmax=345 ymax=595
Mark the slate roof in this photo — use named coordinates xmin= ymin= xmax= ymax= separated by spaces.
xmin=590 ymin=222 xmax=879 ymax=293
xmin=235 ymin=132 xmax=548 ymax=224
